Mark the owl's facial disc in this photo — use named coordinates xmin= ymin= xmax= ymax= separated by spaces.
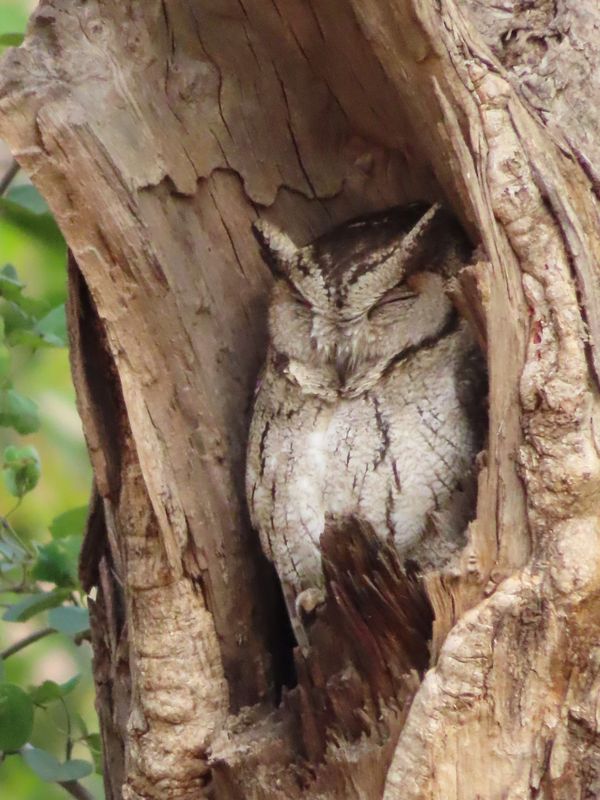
xmin=255 ymin=203 xmax=443 ymax=321
xmin=261 ymin=204 xmax=456 ymax=395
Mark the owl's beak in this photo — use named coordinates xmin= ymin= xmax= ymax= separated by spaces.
xmin=335 ymin=348 xmax=352 ymax=387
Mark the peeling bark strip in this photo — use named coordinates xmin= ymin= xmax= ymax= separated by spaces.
xmin=2 ymin=0 xmax=600 ymax=798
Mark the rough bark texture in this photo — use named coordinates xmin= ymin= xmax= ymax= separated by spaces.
xmin=1 ymin=1 xmax=600 ymax=798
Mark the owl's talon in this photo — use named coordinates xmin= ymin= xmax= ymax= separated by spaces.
xmin=296 ymin=587 xmax=326 ymax=617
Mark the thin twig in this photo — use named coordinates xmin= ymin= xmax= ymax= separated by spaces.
xmin=0 ymin=626 xmax=55 ymax=659
xmin=0 ymin=159 xmax=19 ymax=196
xmin=1 ymin=509 xmax=36 ymax=557
xmin=5 ymin=496 xmax=23 ymax=519
xmin=58 ymin=780 xmax=95 ymax=800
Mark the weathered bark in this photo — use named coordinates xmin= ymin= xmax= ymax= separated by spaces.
xmin=2 ymin=1 xmax=600 ymax=798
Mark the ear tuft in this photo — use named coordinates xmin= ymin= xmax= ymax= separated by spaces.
xmin=342 ymin=203 xmax=445 ymax=317
xmin=252 ymin=219 xmax=298 ymax=276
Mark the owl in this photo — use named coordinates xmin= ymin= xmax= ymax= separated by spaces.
xmin=246 ymin=203 xmax=483 ymax=647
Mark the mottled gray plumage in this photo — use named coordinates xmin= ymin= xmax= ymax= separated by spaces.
xmin=246 ymin=203 xmax=482 ymax=644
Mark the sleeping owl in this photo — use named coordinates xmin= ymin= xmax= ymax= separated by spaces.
xmin=246 ymin=203 xmax=483 ymax=646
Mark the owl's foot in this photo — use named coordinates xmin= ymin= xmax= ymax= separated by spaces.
xmin=295 ymin=587 xmax=326 ymax=616
xmin=281 ymin=586 xmax=326 ymax=656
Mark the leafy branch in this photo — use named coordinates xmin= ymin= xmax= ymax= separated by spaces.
xmin=0 ymin=160 xmax=100 ymax=796
xmin=0 ymin=626 xmax=55 ymax=659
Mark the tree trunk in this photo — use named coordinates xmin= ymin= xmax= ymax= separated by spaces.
xmin=2 ymin=1 xmax=600 ymax=798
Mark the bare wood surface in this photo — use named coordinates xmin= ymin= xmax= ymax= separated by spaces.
xmin=1 ymin=1 xmax=600 ymax=798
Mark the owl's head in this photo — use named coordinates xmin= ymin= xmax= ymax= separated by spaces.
xmin=254 ymin=203 xmax=469 ymax=397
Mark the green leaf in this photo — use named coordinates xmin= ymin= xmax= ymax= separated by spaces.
xmin=29 ymin=681 xmax=62 ymax=705
xmin=0 ymin=532 xmax=28 ymax=561
xmin=48 ymin=607 xmax=89 ymax=636
xmin=1 ymin=300 xmax=33 ymax=336
xmin=7 ymin=328 xmax=47 ymax=349
xmin=0 ymin=683 xmax=34 ymax=751
xmin=31 ymin=535 xmax=81 ymax=588
xmin=0 ymin=264 xmax=24 ymax=301
xmin=0 ymin=197 xmax=63 ymax=244
xmin=2 ymin=301 xmax=66 ymax=349
xmin=22 ymin=747 xmax=92 ymax=782
xmin=0 ymin=32 xmax=24 ymax=47
xmin=57 ymin=674 xmax=80 ymax=695
xmin=2 ymin=296 xmax=49 ymax=329
xmin=73 ymin=713 xmax=88 ymax=738
xmin=71 ymin=711 xmax=89 ymax=739
xmin=4 ymin=185 xmax=49 ymax=216
xmin=2 ymin=444 xmax=41 ymax=494
xmin=0 ymin=344 xmax=10 ymax=380
xmin=30 ymin=675 xmax=80 ymax=706
xmin=3 ymin=589 xmax=71 ymax=622
xmin=0 ymin=392 xmax=40 ymax=434
xmin=34 ymin=304 xmax=67 ymax=347
xmin=84 ymin=732 xmax=103 ymax=774
xmin=50 ymin=506 xmax=88 ymax=540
